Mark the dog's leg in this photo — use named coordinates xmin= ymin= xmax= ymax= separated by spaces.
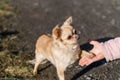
xmin=56 ymin=67 xmax=65 ymax=80
xmin=33 ymin=53 xmax=45 ymax=75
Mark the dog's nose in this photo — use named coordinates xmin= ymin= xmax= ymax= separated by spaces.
xmin=75 ymin=35 xmax=79 ymax=40
xmin=75 ymin=31 xmax=80 ymax=40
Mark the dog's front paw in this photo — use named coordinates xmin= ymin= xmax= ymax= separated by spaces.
xmin=80 ymin=50 xmax=95 ymax=58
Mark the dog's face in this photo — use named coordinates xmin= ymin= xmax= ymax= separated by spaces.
xmin=52 ymin=17 xmax=79 ymax=45
xmin=61 ymin=25 xmax=78 ymax=45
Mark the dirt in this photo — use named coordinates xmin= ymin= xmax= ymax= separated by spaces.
xmin=0 ymin=0 xmax=120 ymax=80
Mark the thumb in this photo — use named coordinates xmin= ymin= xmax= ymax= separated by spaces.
xmin=89 ymin=40 xmax=101 ymax=55
xmin=89 ymin=40 xmax=99 ymax=46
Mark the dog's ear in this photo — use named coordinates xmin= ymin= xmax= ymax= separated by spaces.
xmin=63 ymin=16 xmax=72 ymax=26
xmin=52 ymin=25 xmax=61 ymax=39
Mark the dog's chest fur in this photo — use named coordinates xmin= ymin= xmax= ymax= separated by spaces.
xmin=52 ymin=41 xmax=79 ymax=67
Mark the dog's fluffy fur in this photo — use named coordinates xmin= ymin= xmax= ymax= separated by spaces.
xmin=33 ymin=17 xmax=80 ymax=80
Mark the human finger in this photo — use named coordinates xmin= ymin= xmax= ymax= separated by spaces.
xmin=79 ymin=57 xmax=90 ymax=66
xmin=85 ymin=59 xmax=93 ymax=66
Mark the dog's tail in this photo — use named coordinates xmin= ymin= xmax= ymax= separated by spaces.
xmin=26 ymin=59 xmax=36 ymax=65
xmin=26 ymin=59 xmax=48 ymax=65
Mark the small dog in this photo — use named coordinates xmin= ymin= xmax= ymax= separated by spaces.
xmin=33 ymin=17 xmax=80 ymax=80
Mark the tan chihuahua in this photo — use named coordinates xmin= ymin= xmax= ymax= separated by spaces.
xmin=33 ymin=17 xmax=80 ymax=80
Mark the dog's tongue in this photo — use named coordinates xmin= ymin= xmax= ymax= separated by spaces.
xmin=72 ymin=45 xmax=78 ymax=50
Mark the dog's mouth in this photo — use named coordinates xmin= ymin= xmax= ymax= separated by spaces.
xmin=75 ymin=34 xmax=80 ymax=40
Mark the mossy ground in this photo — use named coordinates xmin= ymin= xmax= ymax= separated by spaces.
xmin=0 ymin=0 xmax=34 ymax=79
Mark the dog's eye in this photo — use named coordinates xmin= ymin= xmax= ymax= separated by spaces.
xmin=73 ymin=29 xmax=77 ymax=34
xmin=67 ymin=35 xmax=72 ymax=39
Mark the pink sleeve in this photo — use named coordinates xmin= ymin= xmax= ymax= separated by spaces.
xmin=100 ymin=37 xmax=120 ymax=62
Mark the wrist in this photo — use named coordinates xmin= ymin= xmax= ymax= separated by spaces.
xmin=92 ymin=53 xmax=105 ymax=62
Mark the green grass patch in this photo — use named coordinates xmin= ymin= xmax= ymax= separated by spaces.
xmin=0 ymin=0 xmax=15 ymax=19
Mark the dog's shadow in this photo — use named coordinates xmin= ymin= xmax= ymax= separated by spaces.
xmin=71 ymin=37 xmax=114 ymax=80
xmin=0 ymin=30 xmax=19 ymax=36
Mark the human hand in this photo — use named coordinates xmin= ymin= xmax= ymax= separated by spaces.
xmin=79 ymin=56 xmax=95 ymax=66
xmin=79 ymin=40 xmax=105 ymax=66
xmin=89 ymin=40 xmax=102 ymax=55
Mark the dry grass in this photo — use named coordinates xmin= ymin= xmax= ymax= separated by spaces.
xmin=0 ymin=0 xmax=33 ymax=79
xmin=0 ymin=0 xmax=14 ymax=17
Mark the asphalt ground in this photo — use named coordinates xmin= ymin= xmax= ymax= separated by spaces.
xmin=9 ymin=0 xmax=120 ymax=80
